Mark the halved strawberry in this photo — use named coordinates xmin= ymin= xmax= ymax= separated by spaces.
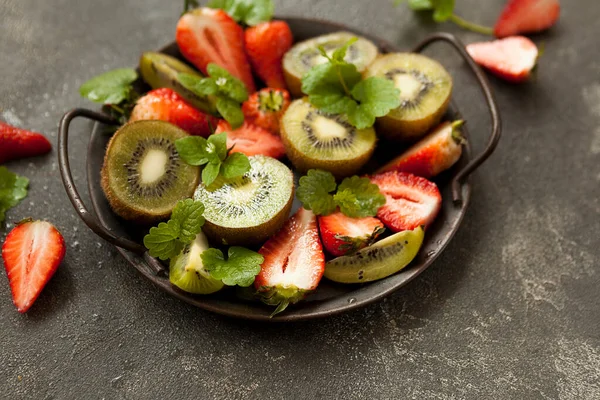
xmin=244 ymin=21 xmax=293 ymax=89
xmin=377 ymin=121 xmax=464 ymax=178
xmin=2 ymin=220 xmax=66 ymax=313
xmin=370 ymin=172 xmax=441 ymax=232
xmin=130 ymin=88 xmax=218 ymax=137
xmin=255 ymin=207 xmax=325 ymax=315
xmin=494 ymin=0 xmax=560 ymax=38
xmin=0 ymin=122 xmax=52 ymax=164
xmin=215 ymin=120 xmax=286 ymax=159
xmin=318 ymin=211 xmax=385 ymax=257
xmin=466 ymin=36 xmax=539 ymax=83
xmin=176 ymin=8 xmax=256 ymax=92
xmin=241 ymin=88 xmax=291 ymax=135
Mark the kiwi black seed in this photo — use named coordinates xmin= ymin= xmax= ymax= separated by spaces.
xmin=194 ymin=155 xmax=294 ymax=246
xmin=101 ymin=120 xmax=200 ymax=224
xmin=283 ymin=32 xmax=379 ymax=98
xmin=281 ymin=98 xmax=376 ymax=178
xmin=139 ymin=52 xmax=217 ymax=114
xmin=364 ymin=53 xmax=453 ymax=141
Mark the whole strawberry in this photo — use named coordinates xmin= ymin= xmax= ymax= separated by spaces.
xmin=242 ymin=88 xmax=290 ymax=134
xmin=245 ymin=21 xmax=293 ymax=89
xmin=0 ymin=122 xmax=52 ymax=164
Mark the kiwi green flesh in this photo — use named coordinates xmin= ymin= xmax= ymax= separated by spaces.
xmin=281 ymin=99 xmax=376 ymax=178
xmin=324 ymin=226 xmax=425 ymax=284
xmin=101 ymin=120 xmax=200 ymax=223
xmin=194 ymin=155 xmax=295 ymax=246
xmin=169 ymin=232 xmax=224 ymax=294
xmin=139 ymin=52 xmax=217 ymax=115
xmin=283 ymin=32 xmax=379 ymax=98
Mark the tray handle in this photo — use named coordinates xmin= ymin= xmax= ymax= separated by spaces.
xmin=412 ymin=32 xmax=501 ymax=203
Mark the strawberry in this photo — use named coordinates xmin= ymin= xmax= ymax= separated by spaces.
xmin=466 ymin=36 xmax=539 ymax=83
xmin=370 ymin=172 xmax=441 ymax=233
xmin=318 ymin=211 xmax=385 ymax=257
xmin=2 ymin=220 xmax=66 ymax=313
xmin=0 ymin=121 xmax=52 ymax=164
xmin=255 ymin=208 xmax=325 ymax=315
xmin=244 ymin=21 xmax=293 ymax=89
xmin=241 ymin=88 xmax=291 ymax=135
xmin=176 ymin=8 xmax=256 ymax=92
xmin=130 ymin=88 xmax=218 ymax=137
xmin=494 ymin=0 xmax=560 ymax=38
xmin=377 ymin=121 xmax=464 ymax=178
xmin=215 ymin=120 xmax=286 ymax=159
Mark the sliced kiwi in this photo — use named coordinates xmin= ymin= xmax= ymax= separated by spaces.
xmin=364 ymin=53 xmax=452 ymax=141
xmin=139 ymin=52 xmax=217 ymax=114
xmin=281 ymin=98 xmax=376 ymax=178
xmin=101 ymin=120 xmax=200 ymax=223
xmin=169 ymin=231 xmax=224 ymax=294
xmin=324 ymin=226 xmax=424 ymax=283
xmin=283 ymin=32 xmax=379 ymax=98
xmin=194 ymin=155 xmax=294 ymax=246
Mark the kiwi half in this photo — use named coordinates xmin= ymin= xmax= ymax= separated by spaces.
xmin=139 ymin=52 xmax=217 ymax=114
xmin=101 ymin=120 xmax=200 ymax=223
xmin=194 ymin=155 xmax=294 ymax=246
xmin=169 ymin=231 xmax=224 ymax=294
xmin=364 ymin=53 xmax=452 ymax=141
xmin=281 ymin=98 xmax=376 ymax=178
xmin=324 ymin=226 xmax=424 ymax=283
xmin=283 ymin=32 xmax=379 ymax=98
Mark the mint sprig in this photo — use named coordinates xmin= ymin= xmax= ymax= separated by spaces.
xmin=201 ymin=246 xmax=264 ymax=287
xmin=206 ymin=0 xmax=274 ymax=26
xmin=79 ymin=68 xmax=139 ymax=123
xmin=301 ymin=39 xmax=400 ymax=129
xmin=175 ymin=132 xmax=251 ymax=186
xmin=0 ymin=166 xmax=29 ymax=224
xmin=143 ymin=199 xmax=205 ymax=260
xmin=179 ymin=64 xmax=248 ymax=128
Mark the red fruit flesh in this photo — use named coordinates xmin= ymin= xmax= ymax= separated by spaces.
xmin=241 ymin=88 xmax=291 ymax=135
xmin=130 ymin=88 xmax=218 ymax=137
xmin=318 ymin=211 xmax=385 ymax=257
xmin=215 ymin=120 xmax=286 ymax=159
xmin=244 ymin=21 xmax=293 ymax=89
xmin=2 ymin=220 xmax=66 ymax=313
xmin=467 ymin=36 xmax=538 ymax=83
xmin=370 ymin=172 xmax=441 ymax=232
xmin=494 ymin=0 xmax=560 ymax=38
xmin=176 ymin=8 xmax=256 ymax=92
xmin=377 ymin=121 xmax=464 ymax=178
xmin=0 ymin=122 xmax=52 ymax=164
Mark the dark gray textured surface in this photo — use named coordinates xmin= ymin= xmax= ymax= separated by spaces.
xmin=0 ymin=0 xmax=598 ymax=399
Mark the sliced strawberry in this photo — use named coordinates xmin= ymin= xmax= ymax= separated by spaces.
xmin=494 ymin=0 xmax=560 ymax=38
xmin=215 ymin=120 xmax=286 ymax=159
xmin=318 ymin=211 xmax=385 ymax=257
xmin=377 ymin=121 xmax=464 ymax=178
xmin=255 ymin=207 xmax=325 ymax=315
xmin=2 ymin=220 xmax=66 ymax=313
xmin=129 ymin=88 xmax=218 ymax=137
xmin=244 ymin=20 xmax=293 ymax=89
xmin=466 ymin=36 xmax=539 ymax=83
xmin=241 ymin=88 xmax=291 ymax=135
xmin=370 ymin=172 xmax=441 ymax=232
xmin=0 ymin=122 xmax=52 ymax=164
xmin=176 ymin=8 xmax=256 ymax=92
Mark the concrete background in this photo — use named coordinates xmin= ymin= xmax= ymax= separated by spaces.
xmin=1 ymin=0 xmax=599 ymax=399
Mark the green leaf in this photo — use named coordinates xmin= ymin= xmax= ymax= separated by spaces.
xmin=221 ymin=152 xmax=250 ymax=178
xmin=296 ymin=169 xmax=338 ymax=216
xmin=407 ymin=0 xmax=434 ymax=10
xmin=171 ymin=199 xmax=205 ymax=243
xmin=331 ymin=38 xmax=358 ymax=64
xmin=175 ymin=136 xmax=212 ymax=166
xmin=334 ymin=176 xmax=386 ymax=218
xmin=244 ymin=0 xmax=274 ymax=26
xmin=216 ymin=97 xmax=245 ymax=129
xmin=349 ymin=76 xmax=401 ymax=129
xmin=0 ymin=167 xmax=29 ymax=223
xmin=207 ymin=132 xmax=228 ymax=161
xmin=179 ymin=73 xmax=218 ymax=96
xmin=143 ymin=220 xmax=183 ymax=260
xmin=301 ymin=63 xmax=361 ymax=115
xmin=202 ymin=246 xmax=263 ymax=287
xmin=202 ymin=161 xmax=221 ymax=186
xmin=207 ymin=64 xmax=248 ymax=102
xmin=79 ymin=68 xmax=137 ymax=104
xmin=431 ymin=0 xmax=454 ymax=22
xmin=207 ymin=0 xmax=273 ymax=26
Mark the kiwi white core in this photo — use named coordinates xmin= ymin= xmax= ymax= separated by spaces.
xmin=394 ymin=74 xmax=423 ymax=101
xmin=313 ymin=116 xmax=348 ymax=140
xmin=184 ymin=233 xmax=210 ymax=274
xmin=140 ymin=149 xmax=168 ymax=184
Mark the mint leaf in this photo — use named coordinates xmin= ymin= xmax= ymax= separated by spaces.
xmin=221 ymin=152 xmax=250 ymax=178
xmin=334 ymin=176 xmax=386 ymax=218
xmin=209 ymin=64 xmax=248 ymax=103
xmin=207 ymin=0 xmax=273 ymax=26
xmin=202 ymin=162 xmax=221 ymax=187
xmin=348 ymin=77 xmax=401 ymax=129
xmin=432 ymin=0 xmax=454 ymax=22
xmin=171 ymin=199 xmax=205 ymax=243
xmin=0 ymin=167 xmax=29 ymax=223
xmin=143 ymin=220 xmax=184 ymax=260
xmin=207 ymin=132 xmax=228 ymax=161
xmin=202 ymin=246 xmax=263 ymax=287
xmin=216 ymin=98 xmax=245 ymax=129
xmin=301 ymin=63 xmax=361 ymax=115
xmin=175 ymin=136 xmax=212 ymax=166
xmin=179 ymin=73 xmax=218 ymax=96
xmin=244 ymin=0 xmax=274 ymax=26
xmin=330 ymin=38 xmax=358 ymax=64
xmin=79 ymin=68 xmax=137 ymax=104
xmin=296 ymin=169 xmax=338 ymax=216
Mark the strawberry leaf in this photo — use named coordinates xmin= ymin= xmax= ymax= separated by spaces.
xmin=207 ymin=0 xmax=274 ymax=26
xmin=0 ymin=167 xmax=29 ymax=224
xmin=201 ymin=246 xmax=263 ymax=287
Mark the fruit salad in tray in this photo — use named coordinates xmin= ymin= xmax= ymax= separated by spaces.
xmin=61 ymin=1 xmax=500 ymax=319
